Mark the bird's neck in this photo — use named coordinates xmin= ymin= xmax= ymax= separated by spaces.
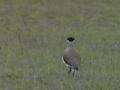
xmin=68 ymin=44 xmax=74 ymax=48
xmin=66 ymin=41 xmax=75 ymax=48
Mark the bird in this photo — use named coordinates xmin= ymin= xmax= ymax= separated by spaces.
xmin=62 ymin=37 xmax=80 ymax=76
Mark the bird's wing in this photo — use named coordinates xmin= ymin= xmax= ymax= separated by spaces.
xmin=63 ymin=48 xmax=80 ymax=67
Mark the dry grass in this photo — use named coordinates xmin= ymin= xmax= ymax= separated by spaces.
xmin=0 ymin=0 xmax=120 ymax=90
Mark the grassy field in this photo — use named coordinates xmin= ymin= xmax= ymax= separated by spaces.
xmin=0 ymin=0 xmax=120 ymax=90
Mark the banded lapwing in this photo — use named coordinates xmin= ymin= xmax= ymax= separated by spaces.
xmin=62 ymin=37 xmax=80 ymax=76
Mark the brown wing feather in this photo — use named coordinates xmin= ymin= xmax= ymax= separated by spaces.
xmin=63 ymin=48 xmax=80 ymax=68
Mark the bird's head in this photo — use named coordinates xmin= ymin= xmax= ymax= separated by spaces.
xmin=66 ymin=37 xmax=75 ymax=47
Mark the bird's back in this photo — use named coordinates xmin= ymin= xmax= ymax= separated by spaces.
xmin=63 ymin=47 xmax=80 ymax=69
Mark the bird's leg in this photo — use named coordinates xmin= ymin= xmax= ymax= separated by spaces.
xmin=68 ymin=67 xmax=72 ymax=74
xmin=72 ymin=69 xmax=75 ymax=77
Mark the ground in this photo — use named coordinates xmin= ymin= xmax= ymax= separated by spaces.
xmin=0 ymin=0 xmax=120 ymax=90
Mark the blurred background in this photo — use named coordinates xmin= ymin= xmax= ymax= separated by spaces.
xmin=0 ymin=0 xmax=120 ymax=90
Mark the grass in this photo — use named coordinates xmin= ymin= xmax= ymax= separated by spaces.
xmin=0 ymin=0 xmax=120 ymax=90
